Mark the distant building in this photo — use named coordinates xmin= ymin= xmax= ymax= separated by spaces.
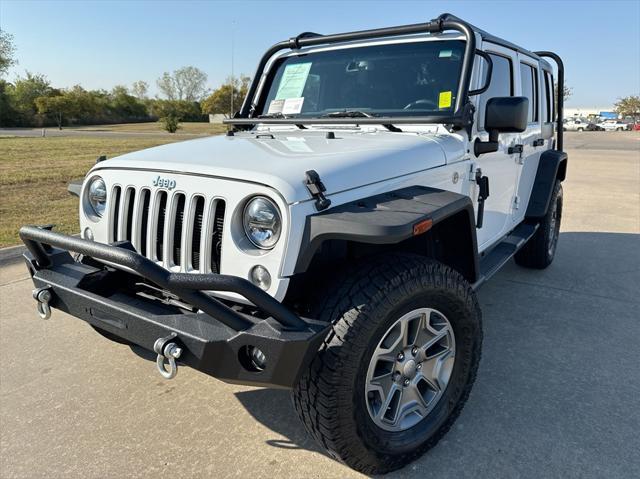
xmin=209 ymin=114 xmax=226 ymax=124
xmin=565 ymin=107 xmax=618 ymax=119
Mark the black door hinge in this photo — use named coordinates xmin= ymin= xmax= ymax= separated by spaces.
xmin=533 ymin=138 xmax=545 ymax=147
xmin=475 ymin=169 xmax=490 ymax=228
xmin=305 ymin=170 xmax=331 ymax=211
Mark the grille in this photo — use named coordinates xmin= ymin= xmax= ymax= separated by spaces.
xmin=109 ymin=186 xmax=225 ymax=273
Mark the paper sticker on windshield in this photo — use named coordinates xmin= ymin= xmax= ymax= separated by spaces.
xmin=267 ymin=99 xmax=285 ymax=114
xmin=439 ymin=50 xmax=453 ymax=58
xmin=438 ymin=91 xmax=452 ymax=109
xmin=275 ymin=62 xmax=312 ymax=100
xmin=282 ymin=97 xmax=305 ymax=115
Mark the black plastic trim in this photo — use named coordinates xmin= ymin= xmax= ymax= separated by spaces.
xmin=525 ymin=149 xmax=568 ymax=218
xmin=293 ymin=186 xmax=479 ymax=280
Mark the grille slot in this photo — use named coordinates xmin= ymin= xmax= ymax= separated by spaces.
xmin=191 ymin=196 xmax=205 ymax=270
xmin=125 ymin=188 xmax=136 ymax=241
xmin=111 ymin=186 xmax=121 ymax=242
xmin=172 ymin=194 xmax=186 ymax=267
xmin=211 ymin=200 xmax=225 ymax=274
xmin=156 ymin=191 xmax=168 ymax=262
xmin=108 ymin=186 xmax=225 ymax=273
xmin=139 ymin=189 xmax=150 ymax=256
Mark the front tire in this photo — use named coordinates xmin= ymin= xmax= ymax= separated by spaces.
xmin=515 ymin=180 xmax=563 ymax=269
xmin=292 ymin=255 xmax=482 ymax=474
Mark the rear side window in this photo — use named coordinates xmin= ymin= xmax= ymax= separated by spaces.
xmin=544 ymin=71 xmax=554 ymax=122
xmin=479 ymin=53 xmax=513 ymax=128
xmin=520 ymin=62 xmax=539 ymax=123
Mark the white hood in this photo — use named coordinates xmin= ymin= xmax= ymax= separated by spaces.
xmin=96 ymin=130 xmax=465 ymax=204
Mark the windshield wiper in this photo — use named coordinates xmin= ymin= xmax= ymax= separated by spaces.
xmin=322 ymin=110 xmax=373 ymax=118
xmin=321 ymin=111 xmax=402 ymax=132
xmin=256 ymin=112 xmax=306 ymax=129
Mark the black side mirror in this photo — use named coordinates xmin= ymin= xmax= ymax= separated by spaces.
xmin=475 ymin=96 xmax=529 ymax=156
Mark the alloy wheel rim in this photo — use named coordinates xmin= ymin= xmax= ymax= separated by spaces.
xmin=365 ymin=307 xmax=456 ymax=432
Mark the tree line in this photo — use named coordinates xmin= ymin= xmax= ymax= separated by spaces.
xmin=1 ymin=28 xmax=249 ymax=129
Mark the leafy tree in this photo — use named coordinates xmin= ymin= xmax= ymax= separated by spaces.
xmin=157 ymin=66 xmax=209 ymax=101
xmin=7 ymin=72 xmax=55 ymax=124
xmin=0 ymin=29 xmax=17 ymax=77
xmin=201 ymin=75 xmax=251 ymax=116
xmin=109 ymin=85 xmax=147 ymax=119
xmin=35 ymin=94 xmax=77 ymax=129
xmin=131 ymin=80 xmax=149 ymax=99
xmin=149 ymin=99 xmax=203 ymax=122
xmin=0 ymin=79 xmax=19 ymax=126
xmin=614 ymin=95 xmax=640 ymax=119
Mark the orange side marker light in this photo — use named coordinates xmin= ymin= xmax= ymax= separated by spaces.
xmin=413 ymin=219 xmax=433 ymax=236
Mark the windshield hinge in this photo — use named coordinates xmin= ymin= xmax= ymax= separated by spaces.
xmin=461 ymin=102 xmax=475 ymax=140
xmin=304 ymin=170 xmax=331 ymax=211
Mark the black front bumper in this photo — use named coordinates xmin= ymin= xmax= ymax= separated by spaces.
xmin=20 ymin=225 xmax=327 ymax=388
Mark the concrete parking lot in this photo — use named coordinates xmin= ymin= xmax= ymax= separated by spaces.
xmin=1 ymin=131 xmax=639 ymax=478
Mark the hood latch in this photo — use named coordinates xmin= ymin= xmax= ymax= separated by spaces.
xmin=305 ymin=170 xmax=331 ymax=211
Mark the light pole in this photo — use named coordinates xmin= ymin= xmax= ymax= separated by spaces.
xmin=230 ymin=20 xmax=236 ymax=117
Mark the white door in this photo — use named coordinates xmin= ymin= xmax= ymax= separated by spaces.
xmin=474 ymin=43 xmax=521 ymax=251
xmin=512 ymin=56 xmax=544 ymax=226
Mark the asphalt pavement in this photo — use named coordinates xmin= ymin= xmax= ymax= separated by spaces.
xmin=1 ymin=131 xmax=639 ymax=478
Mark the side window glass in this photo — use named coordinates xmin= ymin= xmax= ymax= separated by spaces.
xmin=519 ymin=62 xmax=539 ymax=123
xmin=479 ymin=53 xmax=513 ymax=129
xmin=545 ymin=71 xmax=555 ymax=122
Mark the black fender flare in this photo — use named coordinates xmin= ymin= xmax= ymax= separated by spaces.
xmin=526 ymin=149 xmax=568 ymax=218
xmin=293 ymin=186 xmax=479 ymax=282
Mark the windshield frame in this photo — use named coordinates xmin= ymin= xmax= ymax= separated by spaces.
xmin=225 ymin=15 xmax=477 ymax=128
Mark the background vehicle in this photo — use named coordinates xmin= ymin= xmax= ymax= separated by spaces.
xmin=600 ymin=119 xmax=630 ymax=131
xmin=563 ymin=118 xmax=599 ymax=131
xmin=21 ymin=14 xmax=567 ymax=474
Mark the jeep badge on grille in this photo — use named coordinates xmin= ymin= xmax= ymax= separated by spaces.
xmin=152 ymin=175 xmax=176 ymax=190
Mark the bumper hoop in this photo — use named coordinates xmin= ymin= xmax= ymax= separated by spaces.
xmin=33 ymin=286 xmax=52 ymax=320
xmin=153 ymin=333 xmax=183 ymax=380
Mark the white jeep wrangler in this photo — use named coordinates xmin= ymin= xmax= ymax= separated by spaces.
xmin=21 ymin=14 xmax=567 ymax=474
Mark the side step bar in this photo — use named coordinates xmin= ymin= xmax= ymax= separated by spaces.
xmin=472 ymin=222 xmax=539 ymax=289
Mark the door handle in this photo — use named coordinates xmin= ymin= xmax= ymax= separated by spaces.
xmin=533 ymin=138 xmax=545 ymax=147
xmin=508 ymin=144 xmax=523 ymax=155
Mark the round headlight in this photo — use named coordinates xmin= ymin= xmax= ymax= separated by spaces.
xmin=243 ymin=197 xmax=281 ymax=249
xmin=87 ymin=177 xmax=107 ymax=217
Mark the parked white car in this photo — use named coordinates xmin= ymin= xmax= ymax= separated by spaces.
xmin=600 ymin=120 xmax=629 ymax=131
xmin=563 ymin=118 xmax=596 ymax=131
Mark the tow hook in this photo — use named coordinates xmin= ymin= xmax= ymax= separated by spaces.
xmin=32 ymin=286 xmax=52 ymax=320
xmin=153 ymin=333 xmax=183 ymax=380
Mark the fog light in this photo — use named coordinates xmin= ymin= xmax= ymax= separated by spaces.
xmin=83 ymin=227 xmax=94 ymax=241
xmin=250 ymin=265 xmax=271 ymax=290
xmin=250 ymin=346 xmax=267 ymax=371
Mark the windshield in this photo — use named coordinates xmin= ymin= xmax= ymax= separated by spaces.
xmin=257 ymin=40 xmax=466 ymax=118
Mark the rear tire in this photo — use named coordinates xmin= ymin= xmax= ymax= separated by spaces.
xmin=515 ymin=180 xmax=563 ymax=269
xmin=292 ymin=254 xmax=482 ymax=474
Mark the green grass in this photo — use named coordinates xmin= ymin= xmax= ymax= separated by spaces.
xmin=0 ymin=136 xmax=191 ymax=247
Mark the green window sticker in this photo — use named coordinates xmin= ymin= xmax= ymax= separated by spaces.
xmin=439 ymin=50 xmax=453 ymax=58
xmin=275 ymin=62 xmax=312 ymax=100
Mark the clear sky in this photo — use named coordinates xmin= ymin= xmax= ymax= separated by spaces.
xmin=1 ymin=0 xmax=639 ymax=107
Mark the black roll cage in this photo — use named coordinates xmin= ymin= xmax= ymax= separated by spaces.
xmin=225 ymin=13 xmax=478 ymax=129
xmin=223 ymin=13 xmax=565 ymax=151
